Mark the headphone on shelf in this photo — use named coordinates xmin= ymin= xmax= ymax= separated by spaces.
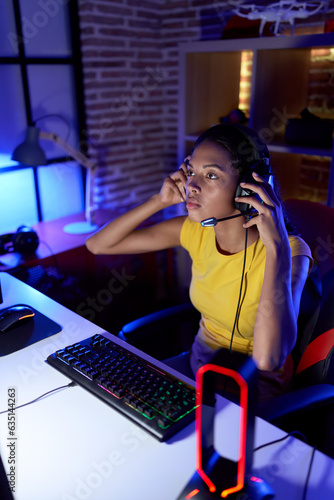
xmin=0 ymin=226 xmax=39 ymax=256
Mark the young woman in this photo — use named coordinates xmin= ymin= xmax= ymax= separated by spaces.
xmin=86 ymin=124 xmax=312 ymax=402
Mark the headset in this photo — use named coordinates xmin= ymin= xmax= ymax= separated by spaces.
xmin=0 ymin=226 xmax=39 ymax=256
xmin=200 ymin=123 xmax=273 ymax=227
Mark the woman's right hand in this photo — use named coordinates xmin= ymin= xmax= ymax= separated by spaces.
xmin=158 ymin=158 xmax=189 ymax=206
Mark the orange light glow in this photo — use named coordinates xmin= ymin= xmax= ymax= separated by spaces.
xmin=185 ymin=488 xmax=200 ymax=499
xmin=19 ymin=313 xmax=35 ymax=320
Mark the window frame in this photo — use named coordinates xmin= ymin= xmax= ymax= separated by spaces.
xmin=0 ymin=0 xmax=87 ymax=222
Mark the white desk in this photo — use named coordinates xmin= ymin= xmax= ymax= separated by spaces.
xmin=0 ymin=272 xmax=334 ymax=500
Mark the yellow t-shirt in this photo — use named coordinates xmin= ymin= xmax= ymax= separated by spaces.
xmin=180 ymin=216 xmax=313 ymax=356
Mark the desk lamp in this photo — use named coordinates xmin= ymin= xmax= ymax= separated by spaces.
xmin=177 ymin=349 xmax=274 ymax=500
xmin=12 ymin=125 xmax=98 ymax=234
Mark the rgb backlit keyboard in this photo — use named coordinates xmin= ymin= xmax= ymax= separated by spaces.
xmin=47 ymin=334 xmax=197 ymax=441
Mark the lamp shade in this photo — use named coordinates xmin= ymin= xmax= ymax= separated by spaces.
xmin=12 ymin=126 xmax=47 ymax=166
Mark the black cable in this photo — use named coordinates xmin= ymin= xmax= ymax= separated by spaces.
xmin=301 ymin=445 xmax=316 ymax=500
xmin=253 ymin=430 xmax=317 ymax=500
xmin=0 ymin=381 xmax=76 ymax=415
xmin=220 ymin=228 xmax=248 ymax=398
xmin=229 ymin=227 xmax=248 ymax=351
xmin=253 ymin=430 xmax=308 ymax=452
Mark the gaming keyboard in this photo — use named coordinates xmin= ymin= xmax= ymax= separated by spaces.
xmin=46 ymin=333 xmax=197 ymax=442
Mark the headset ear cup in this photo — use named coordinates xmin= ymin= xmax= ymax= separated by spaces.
xmin=234 ymin=184 xmax=253 ymax=214
xmin=12 ymin=226 xmax=39 ymax=255
xmin=234 ymin=170 xmax=256 ymax=214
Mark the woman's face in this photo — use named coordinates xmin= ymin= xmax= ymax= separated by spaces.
xmin=185 ymin=139 xmax=240 ymax=223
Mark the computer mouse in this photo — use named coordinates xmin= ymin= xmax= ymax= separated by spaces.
xmin=0 ymin=305 xmax=35 ymax=333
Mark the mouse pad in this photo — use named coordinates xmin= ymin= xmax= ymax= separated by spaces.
xmin=0 ymin=304 xmax=62 ymax=357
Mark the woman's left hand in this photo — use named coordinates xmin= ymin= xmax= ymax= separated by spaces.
xmin=235 ymin=172 xmax=289 ymax=251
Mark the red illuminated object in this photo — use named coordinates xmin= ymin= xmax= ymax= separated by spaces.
xmin=176 ymin=349 xmax=274 ymax=499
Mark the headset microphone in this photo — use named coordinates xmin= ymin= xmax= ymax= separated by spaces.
xmin=201 ymin=209 xmax=260 ymax=227
xmin=201 ymin=212 xmax=247 ymax=227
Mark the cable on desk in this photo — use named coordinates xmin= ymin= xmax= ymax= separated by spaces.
xmin=253 ymin=430 xmax=308 ymax=452
xmin=0 ymin=381 xmax=77 ymax=414
xmin=254 ymin=430 xmax=317 ymax=500
xmin=301 ymin=446 xmax=316 ymax=500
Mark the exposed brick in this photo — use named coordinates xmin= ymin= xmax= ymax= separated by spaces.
xmin=127 ymin=0 xmax=164 ymax=9
xmin=80 ymin=26 xmax=95 ymax=35
xmin=137 ymin=51 xmax=162 ymax=59
xmin=78 ymin=1 xmax=334 ymax=210
xmin=78 ymin=2 xmax=95 ymax=13
xmin=96 ymin=4 xmax=133 ymax=16
xmin=161 ymin=0 xmax=189 ymax=9
xmin=129 ymin=40 xmax=162 ymax=48
xmin=128 ymin=19 xmax=161 ymax=30
xmin=80 ymin=37 xmax=125 ymax=47
xmin=83 ymin=60 xmax=126 ymax=68
xmin=101 ymin=70 xmax=136 ymax=78
xmin=99 ymin=27 xmax=139 ymax=37
xmin=85 ymin=80 xmax=128 ymax=90
xmin=80 ymin=14 xmax=125 ymax=25
xmin=136 ymin=9 xmax=162 ymax=20
xmin=161 ymin=21 xmax=185 ymax=30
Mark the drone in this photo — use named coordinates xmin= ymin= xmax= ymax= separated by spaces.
xmin=233 ymin=1 xmax=328 ymax=35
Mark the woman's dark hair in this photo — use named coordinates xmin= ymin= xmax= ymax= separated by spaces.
xmin=193 ymin=123 xmax=270 ymax=177
xmin=192 ymin=124 xmax=295 ymax=234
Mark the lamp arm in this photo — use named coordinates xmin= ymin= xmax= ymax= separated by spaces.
xmin=39 ymin=130 xmax=96 ymax=171
xmin=39 ymin=130 xmax=97 ymax=226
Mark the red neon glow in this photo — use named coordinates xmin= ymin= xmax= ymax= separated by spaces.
xmin=185 ymin=488 xmax=200 ymax=499
xmin=195 ymin=363 xmax=248 ymax=498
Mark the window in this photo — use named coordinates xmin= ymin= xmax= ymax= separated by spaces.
xmin=0 ymin=0 xmax=86 ymax=234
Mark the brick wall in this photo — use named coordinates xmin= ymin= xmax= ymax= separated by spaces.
xmin=77 ymin=0 xmax=334 ymax=211
xmin=78 ymin=0 xmax=234 ymax=213
xmin=78 ymin=0 xmax=165 ymax=213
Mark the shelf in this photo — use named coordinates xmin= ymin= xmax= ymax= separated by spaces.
xmin=268 ymin=142 xmax=333 ymax=157
xmin=179 ymin=32 xmax=334 ymax=54
xmin=178 ymin=33 xmax=334 ymax=206
xmin=186 ymin=134 xmax=333 ymax=158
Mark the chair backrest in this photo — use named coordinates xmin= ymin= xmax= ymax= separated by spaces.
xmin=118 ymin=303 xmax=200 ymax=360
xmin=285 ymin=199 xmax=334 ymax=388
